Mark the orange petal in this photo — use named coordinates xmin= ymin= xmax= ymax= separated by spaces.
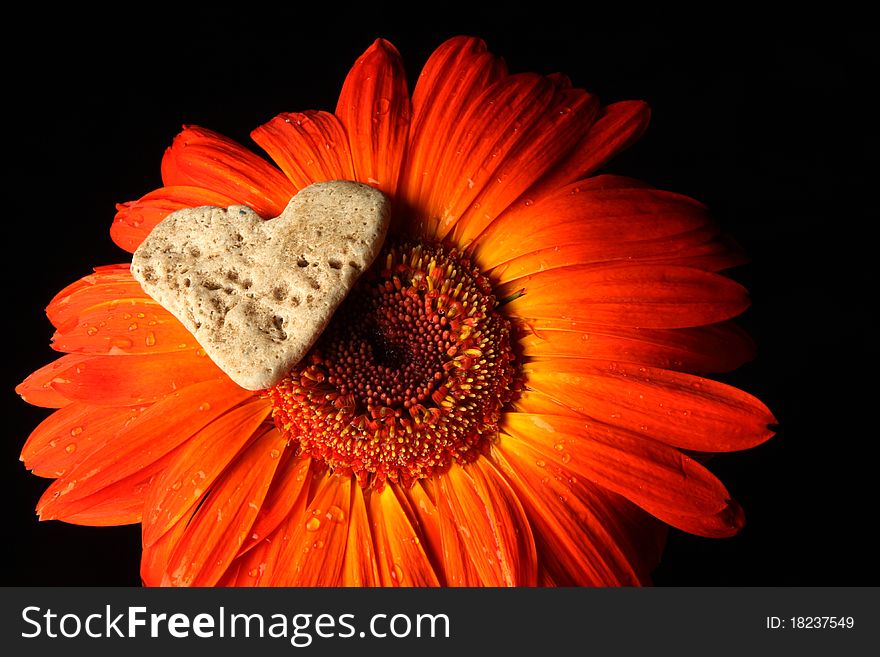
xmin=163 ymin=428 xmax=289 ymax=586
xmin=112 ymin=186 xmax=238 ymax=253
xmin=335 ymin=39 xmax=410 ymax=196
xmin=47 ymin=265 xmax=141 ymax=331
xmin=142 ymin=398 xmax=271 ymax=547
xmin=239 ymin=452 xmax=313 ymax=555
xmin=52 ymin=298 xmax=195 ymax=356
xmin=251 ymin=111 xmax=355 ymax=189
xmin=22 ymin=403 xmax=148 ymax=478
xmin=270 ymin=473 xmax=352 ymax=586
xmin=400 ymin=36 xmax=506 ymax=227
xmin=38 ymin=379 xmax=255 ymax=520
xmin=526 ymin=100 xmax=651 ymax=198
xmin=517 ymin=321 xmax=756 ymax=374
xmin=433 ymin=460 xmax=537 ymax=586
xmin=503 ymin=264 xmax=750 ymax=329
xmin=142 ymin=504 xmax=194 ymax=586
xmin=16 ymin=354 xmax=88 ymax=408
xmin=449 ymin=86 xmax=600 ymax=247
xmin=224 ymin=520 xmax=293 ymax=587
xmin=47 ymin=449 xmax=176 ymax=526
xmin=524 ymin=359 xmax=776 ymax=451
xmin=474 ymin=179 xmax=716 ymax=276
xmin=491 ymin=442 xmax=659 ymax=585
xmin=658 ymin=498 xmax=745 ymax=538
xmin=47 ymin=351 xmax=227 ymax=406
xmin=502 ymin=412 xmax=732 ymax=524
xmin=400 ymin=481 xmax=444 ymax=582
xmin=160 ymin=125 xmax=294 ymax=217
xmin=367 ymin=484 xmax=441 ymax=586
xmin=341 ymin=485 xmax=381 ymax=586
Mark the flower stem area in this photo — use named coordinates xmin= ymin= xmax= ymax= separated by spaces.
xmin=3 ymin=9 xmax=874 ymax=585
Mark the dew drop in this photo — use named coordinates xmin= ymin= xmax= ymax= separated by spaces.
xmin=374 ymin=97 xmax=391 ymax=115
xmin=171 ymin=480 xmax=183 ymax=491
xmin=523 ymin=198 xmax=534 ymax=206
xmin=86 ymin=326 xmax=98 ymax=336
xmin=269 ymin=449 xmax=281 ymax=459
xmin=248 ymin=568 xmax=259 ymax=577
xmin=70 ymin=426 xmax=83 ymax=437
xmin=313 ymin=540 xmax=325 ymax=549
xmin=305 ymin=517 xmax=321 ymax=532
xmin=326 ymin=505 xmax=346 ymax=523
xmin=145 ymin=331 xmax=156 ymax=347
xmin=391 ymin=564 xmax=405 ymax=583
xmin=122 ymin=313 xmax=132 ymax=320
xmin=198 ymin=402 xmax=211 ymax=411
xmin=65 ymin=443 xmax=77 ymax=454
xmin=553 ymin=441 xmax=565 ymax=451
xmin=561 ymin=452 xmax=571 ymax=464
xmin=128 ymin=322 xmax=138 ymax=331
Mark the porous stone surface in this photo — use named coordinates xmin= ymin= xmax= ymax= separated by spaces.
xmin=131 ymin=181 xmax=390 ymax=390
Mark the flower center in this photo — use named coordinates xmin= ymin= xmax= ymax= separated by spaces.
xmin=267 ymin=243 xmax=519 ymax=488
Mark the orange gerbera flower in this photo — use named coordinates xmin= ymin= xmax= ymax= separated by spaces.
xmin=17 ymin=36 xmax=775 ymax=586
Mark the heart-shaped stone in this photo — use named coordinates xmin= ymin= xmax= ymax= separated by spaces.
xmin=131 ymin=181 xmax=390 ymax=390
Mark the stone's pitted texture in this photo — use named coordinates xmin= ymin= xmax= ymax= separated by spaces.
xmin=131 ymin=181 xmax=390 ymax=390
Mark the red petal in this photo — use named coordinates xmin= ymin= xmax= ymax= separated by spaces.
xmin=526 ymin=100 xmax=650 ymax=198
xmin=434 ymin=460 xmax=538 ymax=586
xmin=474 ymin=179 xmax=717 ymax=277
xmin=659 ymin=498 xmax=746 ymax=538
xmin=270 ymin=473 xmax=352 ymax=586
xmin=491 ymin=443 xmax=661 ymax=585
xmin=22 ymin=403 xmax=147 ymax=478
xmin=524 ymin=359 xmax=776 ymax=451
xmin=367 ymin=484 xmax=441 ymax=586
xmin=47 ymin=351 xmax=227 ymax=406
xmin=37 ymin=379 xmax=255 ymax=520
xmin=111 ymin=186 xmax=238 ymax=253
xmin=341 ymin=485 xmax=382 ymax=586
xmin=251 ymin=111 xmax=355 ymax=190
xmin=503 ymin=264 xmax=750 ymax=329
xmin=335 ymin=39 xmax=410 ymax=196
xmin=163 ymin=428 xmax=289 ymax=586
xmin=400 ymin=36 xmax=506 ymax=227
xmin=16 ymin=354 xmax=88 ymax=408
xmin=160 ymin=125 xmax=294 ymax=217
xmin=517 ymin=321 xmax=756 ymax=374
xmin=502 ymin=412 xmax=733 ymax=525
xmin=142 ymin=398 xmax=271 ymax=547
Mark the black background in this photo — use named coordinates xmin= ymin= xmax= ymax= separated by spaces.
xmin=3 ymin=7 xmax=875 ymax=586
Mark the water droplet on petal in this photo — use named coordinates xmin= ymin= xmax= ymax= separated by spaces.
xmin=553 ymin=441 xmax=565 ymax=451
xmin=128 ymin=322 xmax=138 ymax=331
xmin=374 ymin=97 xmax=391 ymax=115
xmin=305 ymin=517 xmax=321 ymax=532
xmin=65 ymin=443 xmax=77 ymax=454
xmin=248 ymin=568 xmax=259 ymax=577
xmin=70 ymin=426 xmax=83 ymax=437
xmin=269 ymin=449 xmax=281 ymax=459
xmin=145 ymin=331 xmax=156 ymax=347
xmin=86 ymin=326 xmax=98 ymax=336
xmin=198 ymin=402 xmax=211 ymax=411
xmin=535 ymin=459 xmax=546 ymax=468
xmin=326 ymin=506 xmax=346 ymax=523
xmin=561 ymin=452 xmax=571 ymax=464
xmin=391 ymin=564 xmax=405 ymax=583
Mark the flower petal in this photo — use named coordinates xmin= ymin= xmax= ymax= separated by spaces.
xmin=239 ymin=452 xmax=312 ymax=555
xmin=341 ymin=485 xmax=381 ymax=586
xmin=47 ymin=265 xmax=141 ymax=331
xmin=502 ymin=412 xmax=733 ymax=525
xmin=517 ymin=321 xmax=756 ymax=374
xmin=491 ymin=442 xmax=661 ymax=585
xmin=367 ymin=484 xmax=441 ymax=586
xmin=433 ymin=460 xmax=538 ymax=586
xmin=112 ymin=186 xmax=238 ymax=253
xmin=251 ymin=110 xmax=355 ymax=190
xmin=162 ymin=427 xmax=289 ymax=586
xmin=37 ymin=379 xmax=255 ymax=521
xmin=52 ymin=298 xmax=195 ymax=356
xmin=22 ymin=403 xmax=147 ymax=478
xmin=16 ymin=354 xmax=88 ymax=408
xmin=400 ymin=36 xmax=506 ymax=226
xmin=270 ymin=473 xmax=352 ymax=586
xmin=474 ymin=178 xmax=717 ymax=276
xmin=526 ymin=100 xmax=651 ymax=198
xmin=142 ymin=398 xmax=271 ymax=547
xmin=160 ymin=125 xmax=294 ymax=217
xmin=335 ymin=39 xmax=410 ymax=196
xmin=524 ymin=359 xmax=776 ymax=451
xmin=503 ymin=264 xmax=750 ymax=329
